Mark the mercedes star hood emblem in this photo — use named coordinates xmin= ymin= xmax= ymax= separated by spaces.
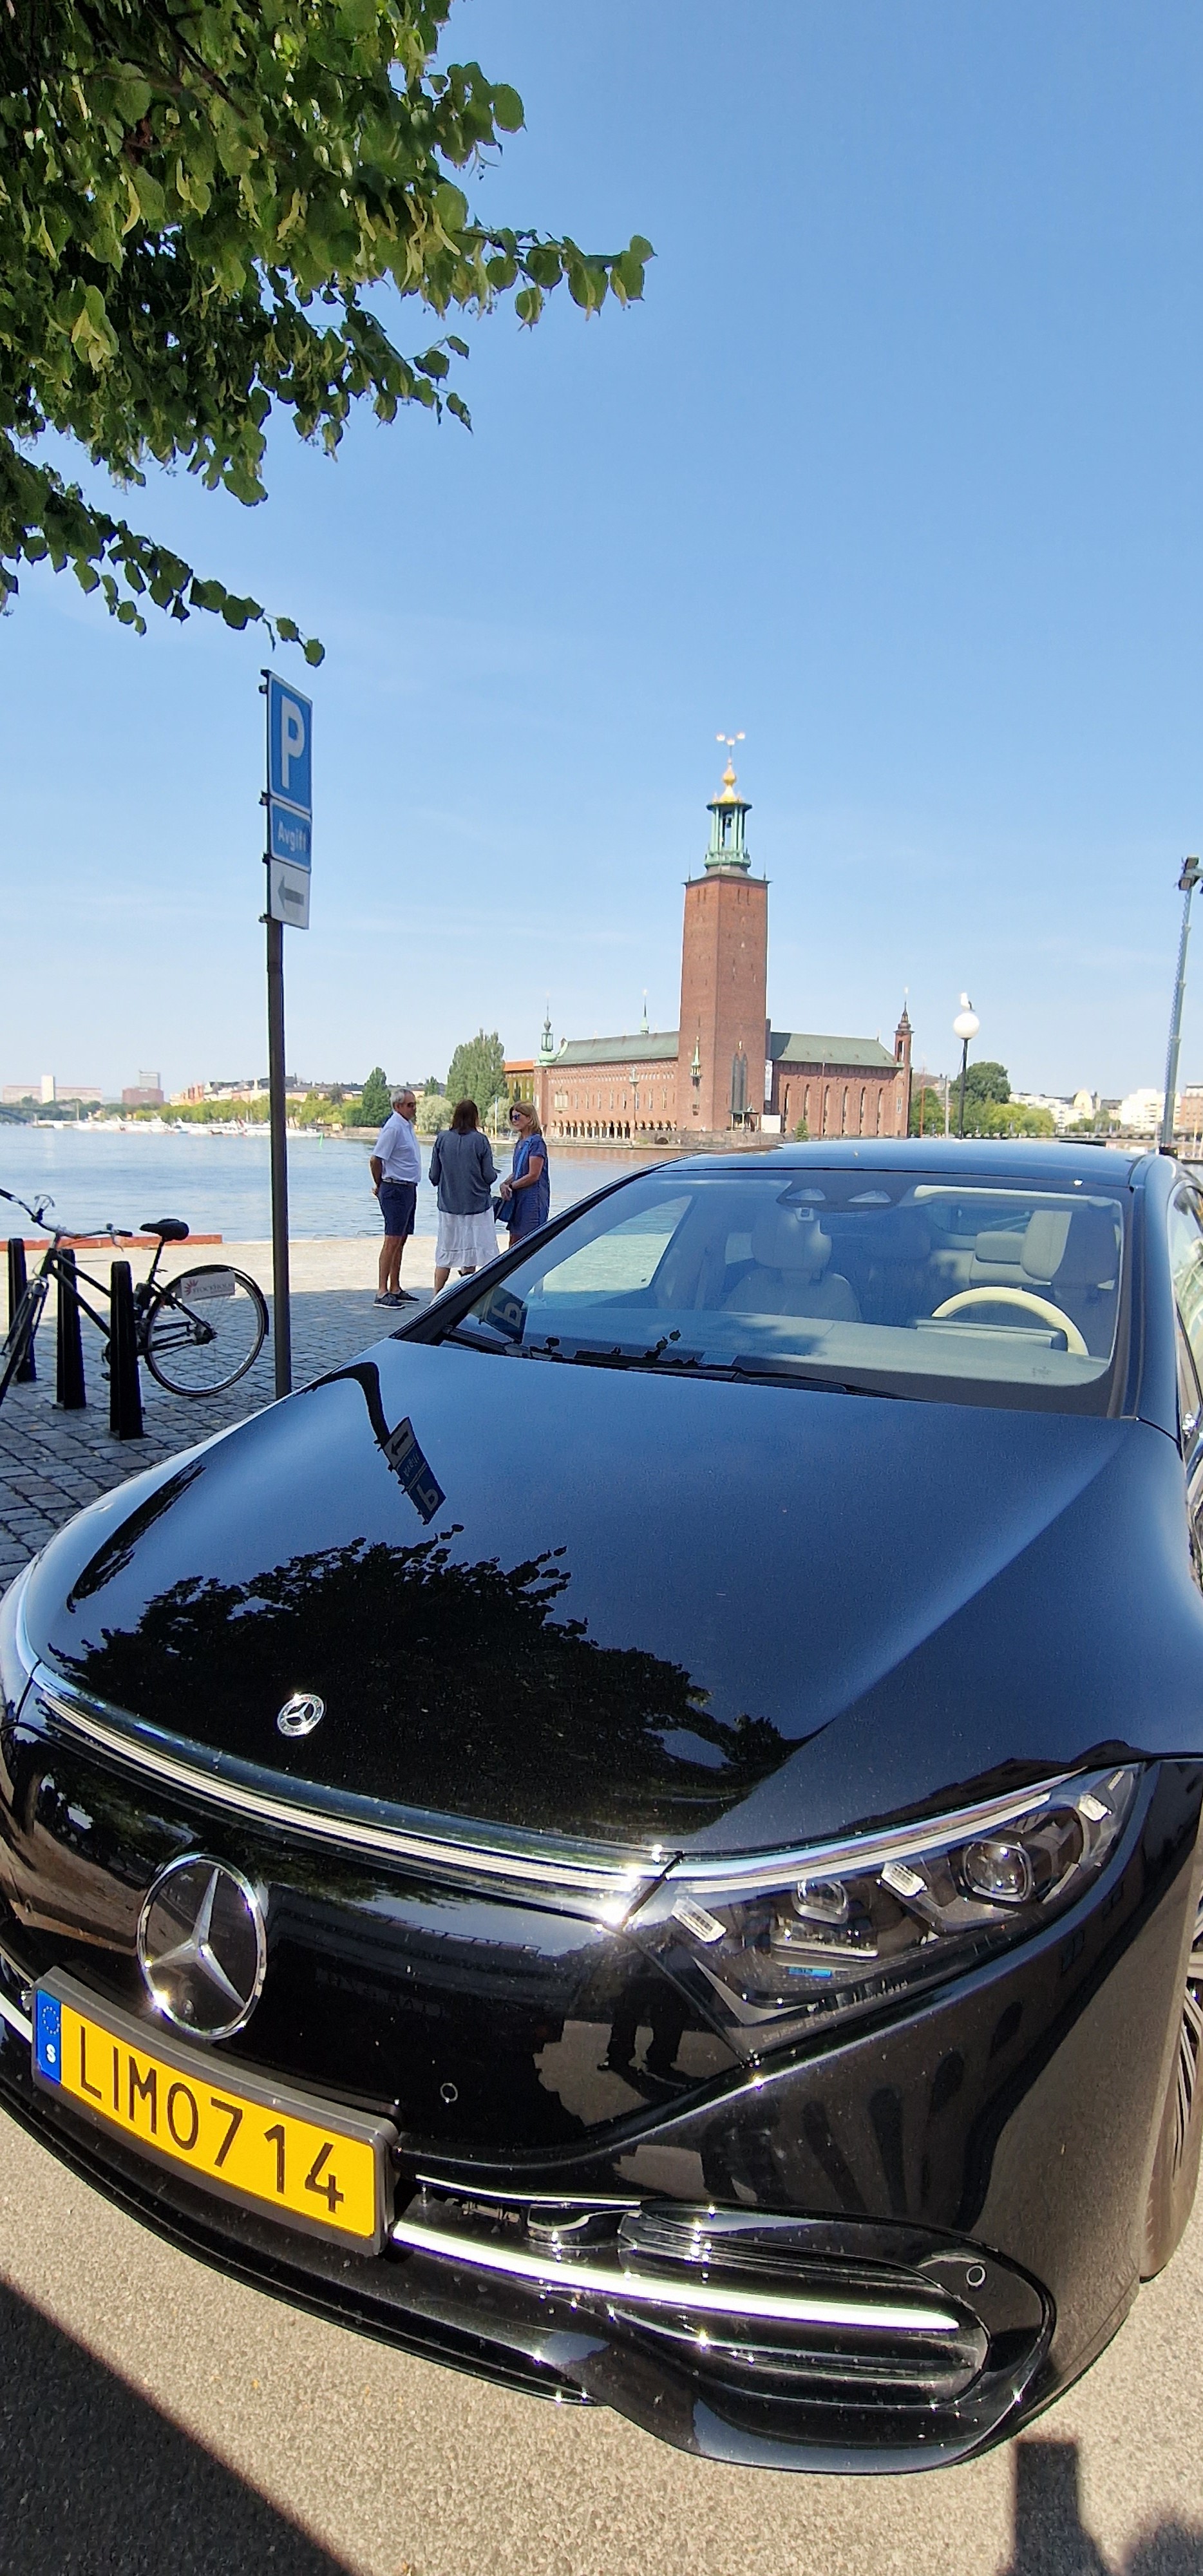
xmin=277 ymin=1692 xmax=325 ymax=1738
xmin=137 ymin=1856 xmax=267 ymax=2039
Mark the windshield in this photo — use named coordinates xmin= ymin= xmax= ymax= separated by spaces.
xmin=437 ymin=1166 xmax=1128 ymax=1412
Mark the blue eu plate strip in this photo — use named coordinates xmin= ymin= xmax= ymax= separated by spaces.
xmin=35 ymin=1991 xmax=61 ymax=2083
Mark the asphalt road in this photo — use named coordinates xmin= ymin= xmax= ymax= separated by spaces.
xmin=0 ymin=2110 xmax=1198 ymax=2576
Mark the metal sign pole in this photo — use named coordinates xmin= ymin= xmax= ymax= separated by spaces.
xmin=265 ymin=906 xmax=292 ymax=1397
xmin=1160 ymin=857 xmax=1201 ymax=1151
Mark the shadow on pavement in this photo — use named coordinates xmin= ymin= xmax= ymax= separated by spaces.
xmin=0 ymin=2277 xmax=350 ymax=2575
xmin=1005 ymin=2439 xmax=1203 ymax=2576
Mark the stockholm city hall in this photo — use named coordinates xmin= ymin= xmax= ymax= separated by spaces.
xmin=529 ymin=752 xmax=913 ymax=1145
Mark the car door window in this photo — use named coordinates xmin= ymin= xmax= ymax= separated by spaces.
xmin=1176 ymin=1321 xmax=1202 ymax=1452
xmin=1168 ymin=1190 xmax=1203 ymax=1397
xmin=531 ymin=1194 xmax=693 ymax=1302
xmin=1168 ymin=1193 xmax=1203 ymax=1589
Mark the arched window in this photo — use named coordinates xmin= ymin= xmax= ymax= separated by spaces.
xmin=840 ymin=1086 xmax=849 ymax=1135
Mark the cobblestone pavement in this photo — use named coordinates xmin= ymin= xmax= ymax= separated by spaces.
xmin=0 ymin=1235 xmax=439 ymax=1587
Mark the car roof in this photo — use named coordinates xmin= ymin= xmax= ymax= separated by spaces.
xmin=670 ymin=1137 xmax=1153 ymax=1188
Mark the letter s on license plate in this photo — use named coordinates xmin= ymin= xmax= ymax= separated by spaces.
xmin=32 ymin=1973 xmax=395 ymax=2251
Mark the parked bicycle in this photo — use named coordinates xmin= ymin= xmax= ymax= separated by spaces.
xmin=0 ymin=1191 xmax=268 ymax=1403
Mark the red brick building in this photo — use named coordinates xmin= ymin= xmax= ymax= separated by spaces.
xmin=535 ymin=757 xmax=912 ymax=1144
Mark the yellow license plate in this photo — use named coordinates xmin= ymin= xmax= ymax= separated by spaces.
xmin=32 ymin=1973 xmax=395 ymax=2251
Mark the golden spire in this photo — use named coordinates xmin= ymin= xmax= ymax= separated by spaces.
xmin=715 ymin=730 xmax=744 ymax=802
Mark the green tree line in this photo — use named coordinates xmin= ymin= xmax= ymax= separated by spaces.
xmin=909 ymin=1061 xmax=1056 ymax=1139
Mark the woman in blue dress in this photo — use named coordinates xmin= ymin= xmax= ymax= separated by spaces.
xmin=498 ymin=1101 xmax=550 ymax=1243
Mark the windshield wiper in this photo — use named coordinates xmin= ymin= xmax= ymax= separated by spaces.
xmin=445 ymin=1325 xmax=895 ymax=1394
xmin=518 ymin=1336 xmax=699 ymax=1370
xmin=727 ymin=1355 xmax=898 ymax=1397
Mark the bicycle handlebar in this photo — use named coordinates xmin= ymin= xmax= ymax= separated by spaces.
xmin=0 ymin=1188 xmax=133 ymax=1243
xmin=0 ymin=1184 xmax=55 ymax=1230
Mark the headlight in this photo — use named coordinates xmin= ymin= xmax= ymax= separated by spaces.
xmin=631 ymin=1765 xmax=1140 ymax=2053
xmin=0 ymin=1562 xmax=36 ymax=1727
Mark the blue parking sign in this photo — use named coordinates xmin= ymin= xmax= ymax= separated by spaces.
xmin=267 ymin=676 xmax=312 ymax=815
xmin=270 ymin=803 xmax=312 ymax=867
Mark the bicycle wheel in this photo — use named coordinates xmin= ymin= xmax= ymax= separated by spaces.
xmin=0 ymin=1278 xmax=47 ymax=1406
xmin=143 ymin=1265 xmax=267 ymax=1396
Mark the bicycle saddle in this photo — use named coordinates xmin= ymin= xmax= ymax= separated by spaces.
xmin=141 ymin=1217 xmax=190 ymax=1242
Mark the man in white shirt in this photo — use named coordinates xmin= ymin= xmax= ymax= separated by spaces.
xmin=370 ymin=1087 xmax=421 ymax=1304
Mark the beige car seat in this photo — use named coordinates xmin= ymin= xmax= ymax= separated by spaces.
xmin=722 ymin=1206 xmax=861 ymax=1321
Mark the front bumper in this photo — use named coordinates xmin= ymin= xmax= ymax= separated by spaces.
xmin=0 ymin=1976 xmax=1048 ymax=2470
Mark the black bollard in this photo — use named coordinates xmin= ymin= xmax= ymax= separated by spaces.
xmin=55 ymin=1249 xmax=86 ymax=1409
xmin=108 ymin=1260 xmax=144 ymax=1439
xmin=6 ymin=1238 xmax=35 ymax=1382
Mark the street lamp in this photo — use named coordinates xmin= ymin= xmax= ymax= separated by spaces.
xmin=952 ymin=995 xmax=980 ymax=1139
xmin=1160 ymin=857 xmax=1202 ymax=1151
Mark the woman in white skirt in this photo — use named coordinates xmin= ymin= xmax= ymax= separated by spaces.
xmin=429 ymin=1099 xmax=499 ymax=1294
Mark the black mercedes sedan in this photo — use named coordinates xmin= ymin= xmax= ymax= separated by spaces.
xmin=3 ymin=1137 xmax=1203 ymax=2474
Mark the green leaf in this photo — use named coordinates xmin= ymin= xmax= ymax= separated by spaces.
xmin=303 ymin=637 xmax=326 ymax=666
xmin=131 ymin=167 xmax=166 ymax=229
xmin=491 ymin=84 xmax=524 ymax=131
xmin=567 ymin=260 xmax=604 ymax=312
xmin=433 ymin=181 xmax=468 ymax=234
xmin=111 ymin=73 xmax=153 ymax=126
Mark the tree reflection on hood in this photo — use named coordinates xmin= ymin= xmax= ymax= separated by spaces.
xmin=52 ymin=1531 xmax=789 ymax=1841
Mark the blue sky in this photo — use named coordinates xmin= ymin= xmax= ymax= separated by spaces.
xmin=3 ymin=0 xmax=1202 ymax=1100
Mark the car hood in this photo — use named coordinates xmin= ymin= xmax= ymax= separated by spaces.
xmin=20 ymin=1337 xmax=1203 ymax=1852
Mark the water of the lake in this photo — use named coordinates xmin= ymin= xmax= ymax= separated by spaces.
xmin=0 ymin=1122 xmax=670 ymax=1240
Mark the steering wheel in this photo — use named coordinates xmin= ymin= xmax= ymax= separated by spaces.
xmin=931 ymin=1286 xmax=1088 ymax=1357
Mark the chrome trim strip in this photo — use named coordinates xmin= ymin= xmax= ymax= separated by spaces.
xmin=13 ymin=1562 xmax=37 ymax=1687
xmin=31 ymin=1672 xmax=657 ymax=1908
xmin=410 ymin=2173 xmax=640 ymax=2209
xmin=0 ymin=1991 xmax=32 ymax=2045
xmin=28 ymin=1667 xmax=1090 ymax=1915
xmin=390 ymin=2213 xmax=961 ymax=2336
xmin=669 ymin=1774 xmax=1082 ymax=1899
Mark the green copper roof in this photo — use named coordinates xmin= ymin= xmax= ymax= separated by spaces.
xmin=553 ymin=1030 xmax=680 ymax=1068
xmin=769 ymin=1031 xmax=898 ymax=1069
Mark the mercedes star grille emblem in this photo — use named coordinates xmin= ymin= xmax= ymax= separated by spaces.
xmin=137 ymin=1857 xmax=268 ymax=2040
xmin=277 ymin=1691 xmax=325 ymax=1738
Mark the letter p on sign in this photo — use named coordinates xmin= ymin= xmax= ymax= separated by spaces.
xmin=280 ymin=697 xmax=305 ymax=793
xmin=267 ymin=674 xmax=312 ymax=815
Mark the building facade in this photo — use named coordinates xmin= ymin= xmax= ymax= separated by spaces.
xmin=534 ymin=757 xmax=912 ymax=1144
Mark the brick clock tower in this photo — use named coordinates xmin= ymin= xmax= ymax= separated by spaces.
xmin=676 ymin=752 xmax=768 ymax=1135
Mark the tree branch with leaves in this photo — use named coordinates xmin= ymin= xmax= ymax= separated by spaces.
xmin=0 ymin=0 xmax=651 ymax=658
